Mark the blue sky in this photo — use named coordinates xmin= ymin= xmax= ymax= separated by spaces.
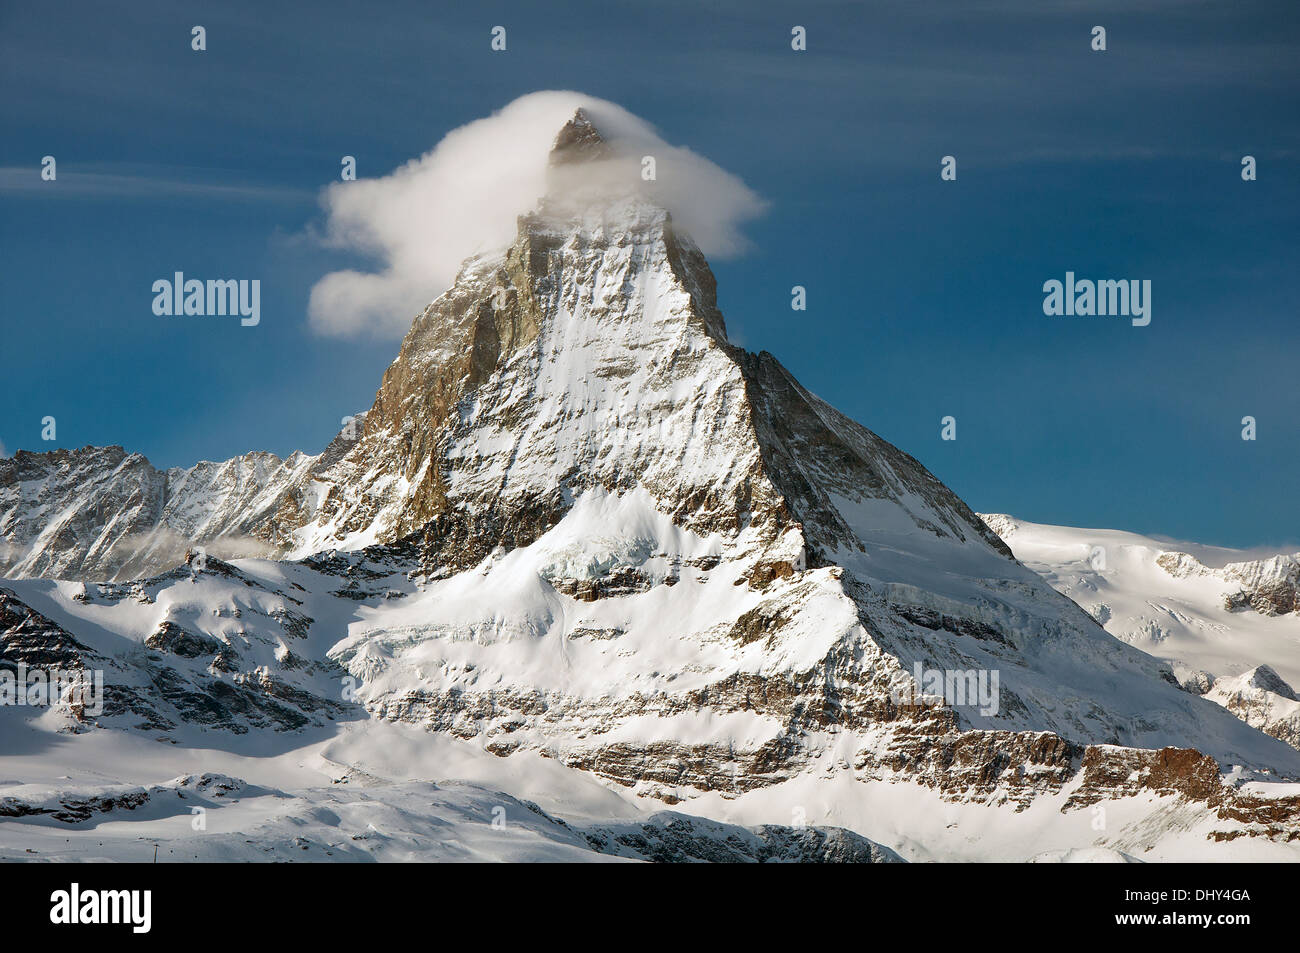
xmin=2 ymin=0 xmax=1297 ymax=547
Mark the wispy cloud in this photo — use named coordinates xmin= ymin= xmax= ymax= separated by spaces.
xmin=0 ymin=165 xmax=315 ymax=204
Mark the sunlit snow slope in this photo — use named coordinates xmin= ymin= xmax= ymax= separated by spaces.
xmin=980 ymin=513 xmax=1300 ymax=752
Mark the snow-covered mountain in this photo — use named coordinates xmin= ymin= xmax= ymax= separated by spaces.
xmin=0 ymin=446 xmax=309 ymax=581
xmin=4 ymin=111 xmax=1300 ymax=860
xmin=979 ymin=513 xmax=1300 ymax=753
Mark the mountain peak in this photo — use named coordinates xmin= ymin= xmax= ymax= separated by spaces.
xmin=549 ymin=108 xmax=609 ymax=166
xmin=1242 ymin=665 xmax=1299 ymax=700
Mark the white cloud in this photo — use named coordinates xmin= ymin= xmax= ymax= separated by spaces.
xmin=0 ymin=439 xmax=8 ymax=459
xmin=308 ymin=91 xmax=765 ymax=338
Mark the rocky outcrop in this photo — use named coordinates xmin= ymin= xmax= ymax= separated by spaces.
xmin=1206 ymin=666 xmax=1300 ymax=750
xmin=3 ymin=566 xmax=352 ymax=736
xmin=581 ymin=812 xmax=904 ymax=863
xmin=1154 ymin=550 xmax=1300 ymax=616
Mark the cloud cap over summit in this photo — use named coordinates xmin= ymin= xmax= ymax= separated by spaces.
xmin=308 ymin=91 xmax=766 ymax=338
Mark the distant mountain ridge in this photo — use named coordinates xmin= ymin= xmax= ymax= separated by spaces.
xmin=980 ymin=512 xmax=1300 ymax=752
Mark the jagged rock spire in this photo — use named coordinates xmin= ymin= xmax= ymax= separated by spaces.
xmin=549 ymin=108 xmax=609 ymax=166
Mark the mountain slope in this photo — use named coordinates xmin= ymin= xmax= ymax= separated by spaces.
xmin=6 ymin=560 xmax=1299 ymax=858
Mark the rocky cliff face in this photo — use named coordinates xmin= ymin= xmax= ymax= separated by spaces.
xmin=4 ymin=112 xmax=1300 ymax=852
xmin=2 ymin=560 xmax=353 ymax=738
xmin=0 ymin=446 xmax=316 ymax=581
xmin=1159 ymin=551 xmax=1300 ymax=617
xmin=1205 ymin=666 xmax=1300 ymax=751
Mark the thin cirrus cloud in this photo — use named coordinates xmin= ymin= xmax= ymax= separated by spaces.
xmin=306 ymin=90 xmax=767 ymax=339
xmin=0 ymin=166 xmax=314 ymax=204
